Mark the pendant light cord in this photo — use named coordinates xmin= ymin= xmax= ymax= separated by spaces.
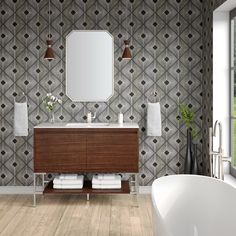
xmin=118 ymin=1 xmax=121 ymax=107
xmin=60 ymin=0 xmax=63 ymax=119
xmin=13 ymin=2 xmax=16 ymax=94
xmin=83 ymin=1 xmax=87 ymax=117
xmin=25 ymin=1 xmax=28 ymax=95
xmin=37 ymin=0 xmax=40 ymax=122
xmin=189 ymin=1 xmax=192 ymax=104
xmin=84 ymin=1 xmax=86 ymax=28
xmin=107 ymin=1 xmax=110 ymax=117
xmin=48 ymin=0 xmax=51 ymax=92
xmin=125 ymin=0 xmax=127 ymax=39
xmin=49 ymin=0 xmax=51 ymax=39
xmin=130 ymin=0 xmax=133 ymax=119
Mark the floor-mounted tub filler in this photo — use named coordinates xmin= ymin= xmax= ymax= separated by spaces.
xmin=209 ymin=120 xmax=231 ymax=180
xmin=152 ymin=175 xmax=236 ymax=236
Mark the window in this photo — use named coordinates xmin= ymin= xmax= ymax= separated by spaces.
xmin=230 ymin=9 xmax=236 ymax=170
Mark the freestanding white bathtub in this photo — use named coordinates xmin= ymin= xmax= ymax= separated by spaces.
xmin=152 ymin=175 xmax=236 ymax=236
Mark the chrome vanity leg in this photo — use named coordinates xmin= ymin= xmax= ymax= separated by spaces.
xmin=87 ymin=193 xmax=90 ymax=201
xmin=41 ymin=173 xmax=45 ymax=200
xmin=33 ymin=173 xmax=46 ymax=206
xmin=135 ymin=173 xmax=139 ymax=194
xmin=33 ymin=173 xmax=36 ymax=207
xmin=213 ymin=155 xmax=216 ymax=178
xmin=130 ymin=174 xmax=139 ymax=194
xmin=42 ymin=173 xmax=45 ymax=188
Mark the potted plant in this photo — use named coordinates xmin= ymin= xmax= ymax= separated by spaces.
xmin=179 ymin=103 xmax=198 ymax=174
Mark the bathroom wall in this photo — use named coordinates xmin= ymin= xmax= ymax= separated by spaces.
xmin=1 ymin=0 xmax=203 ymax=186
xmin=202 ymin=0 xmax=227 ymax=175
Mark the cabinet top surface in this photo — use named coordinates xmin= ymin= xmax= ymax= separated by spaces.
xmin=34 ymin=122 xmax=139 ymax=129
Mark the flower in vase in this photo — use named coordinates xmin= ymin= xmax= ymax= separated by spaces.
xmin=42 ymin=94 xmax=62 ymax=112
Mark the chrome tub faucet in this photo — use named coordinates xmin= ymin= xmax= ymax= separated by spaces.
xmin=209 ymin=120 xmax=231 ymax=180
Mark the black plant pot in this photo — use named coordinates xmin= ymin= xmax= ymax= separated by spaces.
xmin=184 ymin=129 xmax=192 ymax=174
xmin=191 ymin=143 xmax=198 ymax=175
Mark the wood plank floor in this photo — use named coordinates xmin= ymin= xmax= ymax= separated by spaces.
xmin=0 ymin=194 xmax=153 ymax=236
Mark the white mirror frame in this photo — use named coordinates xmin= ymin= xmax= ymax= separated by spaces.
xmin=65 ymin=30 xmax=114 ymax=102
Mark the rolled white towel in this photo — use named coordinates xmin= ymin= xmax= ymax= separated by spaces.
xmin=14 ymin=102 xmax=28 ymax=136
xmin=54 ymin=175 xmax=84 ymax=185
xmin=97 ymin=174 xmax=116 ymax=180
xmin=53 ymin=184 xmax=83 ymax=189
xmin=92 ymin=184 xmax=121 ymax=189
xmin=53 ymin=184 xmax=61 ymax=189
xmin=92 ymin=175 xmax=121 ymax=185
xmin=59 ymin=174 xmax=78 ymax=180
xmin=147 ymin=102 xmax=162 ymax=136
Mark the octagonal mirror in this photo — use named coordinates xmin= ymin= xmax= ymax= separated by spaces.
xmin=66 ymin=30 xmax=114 ymax=102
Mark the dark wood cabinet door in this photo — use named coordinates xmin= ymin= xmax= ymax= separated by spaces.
xmin=86 ymin=132 xmax=139 ymax=172
xmin=34 ymin=129 xmax=86 ymax=172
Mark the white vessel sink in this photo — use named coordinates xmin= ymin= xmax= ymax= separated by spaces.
xmin=66 ymin=123 xmax=110 ymax=128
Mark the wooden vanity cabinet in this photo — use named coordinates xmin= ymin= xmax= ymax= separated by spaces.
xmin=34 ymin=129 xmax=87 ymax=173
xmin=34 ymin=128 xmax=139 ymax=174
xmin=87 ymin=133 xmax=138 ymax=172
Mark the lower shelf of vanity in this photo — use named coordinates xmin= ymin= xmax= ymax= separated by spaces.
xmin=43 ymin=180 xmax=130 ymax=195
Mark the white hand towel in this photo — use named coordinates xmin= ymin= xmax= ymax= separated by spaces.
xmin=59 ymin=174 xmax=78 ymax=180
xmin=54 ymin=175 xmax=84 ymax=185
xmin=92 ymin=184 xmax=121 ymax=189
xmin=53 ymin=184 xmax=83 ymax=189
xmin=147 ymin=102 xmax=162 ymax=136
xmin=92 ymin=175 xmax=121 ymax=185
xmin=97 ymin=174 xmax=116 ymax=180
xmin=53 ymin=179 xmax=84 ymax=185
xmin=14 ymin=102 xmax=28 ymax=136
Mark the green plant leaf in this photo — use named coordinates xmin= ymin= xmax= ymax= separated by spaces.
xmin=179 ymin=103 xmax=195 ymax=128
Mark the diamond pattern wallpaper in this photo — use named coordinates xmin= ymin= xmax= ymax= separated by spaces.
xmin=1 ymin=0 xmax=204 ymax=186
xmin=201 ymin=0 xmax=227 ymax=175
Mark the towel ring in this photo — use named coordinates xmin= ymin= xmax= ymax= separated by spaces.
xmin=147 ymin=91 xmax=160 ymax=103
xmin=14 ymin=92 xmax=27 ymax=103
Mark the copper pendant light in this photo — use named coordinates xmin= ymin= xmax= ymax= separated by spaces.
xmin=44 ymin=0 xmax=55 ymax=61
xmin=44 ymin=39 xmax=54 ymax=61
xmin=122 ymin=40 xmax=132 ymax=59
xmin=122 ymin=0 xmax=132 ymax=60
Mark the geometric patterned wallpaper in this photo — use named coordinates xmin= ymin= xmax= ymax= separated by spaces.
xmin=201 ymin=0 xmax=227 ymax=175
xmin=1 ymin=0 xmax=204 ymax=186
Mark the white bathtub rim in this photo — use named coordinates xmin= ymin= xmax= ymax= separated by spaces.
xmin=151 ymin=174 xmax=235 ymax=209
xmin=151 ymin=174 xmax=236 ymax=193
xmin=151 ymin=174 xmax=236 ymax=236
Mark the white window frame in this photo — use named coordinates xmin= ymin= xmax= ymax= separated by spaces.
xmin=230 ymin=8 xmax=236 ymax=176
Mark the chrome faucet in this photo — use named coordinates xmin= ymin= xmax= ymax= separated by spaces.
xmin=87 ymin=111 xmax=96 ymax=123
xmin=209 ymin=120 xmax=231 ymax=180
xmin=213 ymin=121 xmax=223 ymax=180
xmin=213 ymin=120 xmax=223 ymax=154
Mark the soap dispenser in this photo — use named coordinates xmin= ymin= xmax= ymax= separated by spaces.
xmin=118 ymin=112 xmax=123 ymax=124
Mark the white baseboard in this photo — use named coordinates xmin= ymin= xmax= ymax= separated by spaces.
xmin=139 ymin=186 xmax=151 ymax=194
xmin=0 ymin=186 xmax=43 ymax=194
xmin=0 ymin=186 xmax=151 ymax=195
